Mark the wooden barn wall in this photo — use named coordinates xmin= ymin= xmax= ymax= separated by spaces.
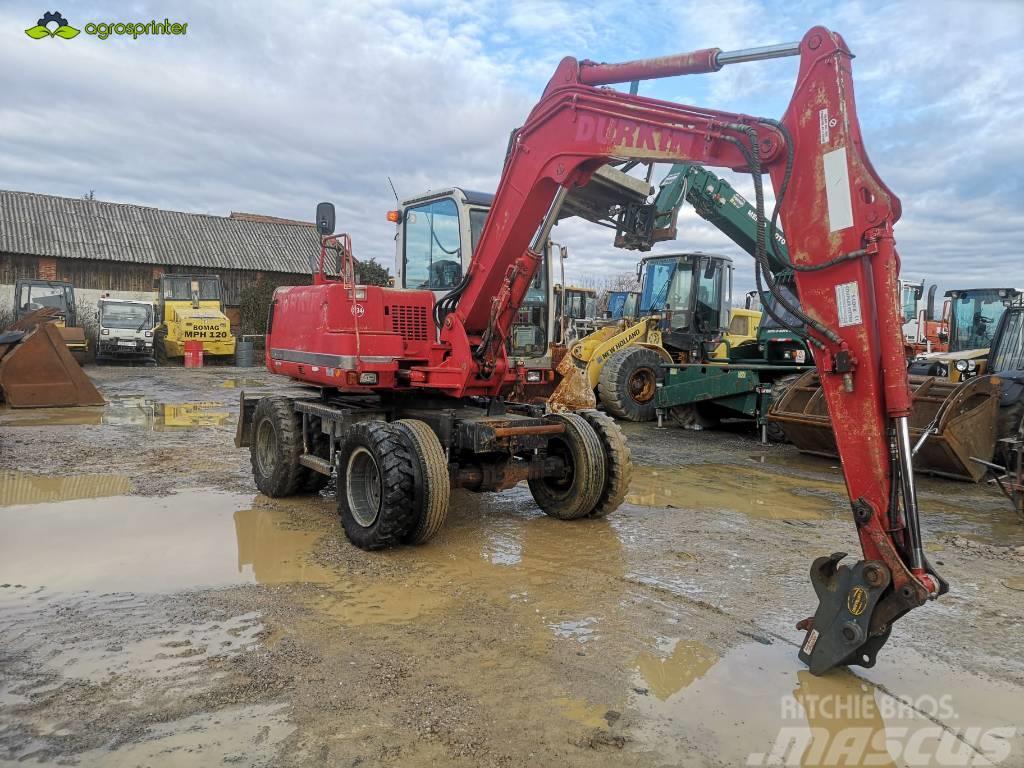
xmin=57 ymin=258 xmax=156 ymax=294
xmin=0 ymin=252 xmax=39 ymax=284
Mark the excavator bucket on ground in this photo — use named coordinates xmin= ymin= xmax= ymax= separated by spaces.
xmin=0 ymin=310 xmax=105 ymax=408
xmin=768 ymin=371 xmax=1000 ymax=482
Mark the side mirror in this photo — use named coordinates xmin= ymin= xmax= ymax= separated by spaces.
xmin=316 ymin=202 xmax=336 ymax=236
xmin=704 ymin=260 xmax=720 ymax=280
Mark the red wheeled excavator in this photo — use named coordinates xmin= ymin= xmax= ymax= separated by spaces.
xmin=237 ymin=26 xmax=946 ymax=675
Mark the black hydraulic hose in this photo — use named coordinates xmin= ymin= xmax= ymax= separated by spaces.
xmin=722 ymin=126 xmax=841 ymax=346
xmin=720 ymin=131 xmax=827 ymax=347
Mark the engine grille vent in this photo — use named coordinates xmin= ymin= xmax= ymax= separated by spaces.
xmin=390 ymin=304 xmax=429 ymax=341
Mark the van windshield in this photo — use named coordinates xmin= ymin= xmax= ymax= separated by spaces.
xmin=101 ymin=303 xmax=154 ymax=330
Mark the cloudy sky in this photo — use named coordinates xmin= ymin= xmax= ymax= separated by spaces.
xmin=2 ymin=0 xmax=1022 ymax=296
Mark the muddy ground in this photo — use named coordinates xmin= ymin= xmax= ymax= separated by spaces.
xmin=1 ymin=366 xmax=1023 ymax=767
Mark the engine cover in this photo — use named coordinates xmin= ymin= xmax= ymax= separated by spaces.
xmin=267 ymin=282 xmax=437 ymax=390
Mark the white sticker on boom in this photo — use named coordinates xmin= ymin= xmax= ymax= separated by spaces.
xmin=819 ymin=108 xmax=829 ymax=144
xmin=823 ymin=146 xmax=854 ymax=232
xmin=835 ymin=281 xmax=863 ymax=327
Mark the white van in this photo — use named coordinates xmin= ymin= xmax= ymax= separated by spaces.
xmin=97 ymin=298 xmax=156 ymax=364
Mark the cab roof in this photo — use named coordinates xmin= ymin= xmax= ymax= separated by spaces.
xmin=401 ymin=188 xmax=494 ymax=208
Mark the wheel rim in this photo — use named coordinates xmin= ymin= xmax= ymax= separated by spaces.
xmin=542 ymin=434 xmax=577 ymax=498
xmin=255 ymin=419 xmax=277 ymax=477
xmin=628 ymin=367 xmax=656 ymax=403
xmin=346 ymin=446 xmax=382 ymax=527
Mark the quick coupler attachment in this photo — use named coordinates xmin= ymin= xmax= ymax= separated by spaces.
xmin=797 ymin=553 xmax=892 ymax=676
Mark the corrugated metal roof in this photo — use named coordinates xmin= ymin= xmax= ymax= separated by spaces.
xmin=0 ymin=190 xmax=324 ymax=274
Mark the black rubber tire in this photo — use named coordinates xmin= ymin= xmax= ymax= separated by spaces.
xmin=250 ymin=397 xmax=306 ymax=498
xmin=667 ymin=403 xmax=720 ymax=430
xmin=336 ymin=422 xmax=417 ymax=550
xmin=764 ymin=373 xmax=801 ymax=443
xmin=393 ymin=419 xmax=451 ymax=544
xmin=578 ymin=410 xmax=633 ymax=518
xmin=996 ymin=398 xmax=1024 ymax=465
xmin=598 ymin=346 xmax=665 ymax=422
xmin=528 ymin=413 xmax=606 ymax=520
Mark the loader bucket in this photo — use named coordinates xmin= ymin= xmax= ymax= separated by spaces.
xmin=0 ymin=323 xmax=105 ymax=408
xmin=547 ymin=352 xmax=597 ymax=412
xmin=768 ymin=371 xmax=1000 ymax=482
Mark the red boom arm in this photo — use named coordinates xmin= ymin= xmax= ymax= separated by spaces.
xmin=414 ymin=25 xmax=944 ymax=672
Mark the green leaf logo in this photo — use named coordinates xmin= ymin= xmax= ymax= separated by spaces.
xmin=54 ymin=25 xmax=79 ymax=39
xmin=25 ymin=24 xmax=50 ymax=39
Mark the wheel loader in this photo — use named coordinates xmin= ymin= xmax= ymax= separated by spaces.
xmin=13 ymin=279 xmax=89 ymax=364
xmin=549 ymin=251 xmax=734 ymax=421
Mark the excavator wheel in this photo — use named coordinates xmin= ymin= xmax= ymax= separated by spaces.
xmin=336 ymin=421 xmax=418 ymax=550
xmin=528 ymin=413 xmax=606 ymax=520
xmin=668 ymin=403 xmax=720 ymax=430
xmin=578 ymin=410 xmax=633 ymax=518
xmin=250 ymin=397 xmax=306 ymax=497
xmin=393 ymin=419 xmax=451 ymax=545
xmin=598 ymin=346 xmax=665 ymax=422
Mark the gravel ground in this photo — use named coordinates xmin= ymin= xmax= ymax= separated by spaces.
xmin=1 ymin=366 xmax=1022 ymax=767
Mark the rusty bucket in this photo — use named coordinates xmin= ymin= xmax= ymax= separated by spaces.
xmin=768 ymin=371 xmax=1000 ymax=482
xmin=0 ymin=320 xmax=105 ymax=408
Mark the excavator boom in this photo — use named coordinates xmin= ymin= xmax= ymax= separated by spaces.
xmin=422 ymin=26 xmax=943 ymax=673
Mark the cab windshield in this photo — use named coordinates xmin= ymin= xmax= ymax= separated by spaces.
xmin=20 ymin=282 xmax=70 ymax=312
xmin=404 ymin=198 xmax=463 ymax=291
xmin=949 ymin=291 xmax=1010 ymax=351
xmin=761 ymin=284 xmax=804 ymax=330
xmin=163 ymin=277 xmax=221 ymax=301
xmin=990 ymin=309 xmax=1024 ymax=373
xmin=901 ymin=282 xmax=922 ymax=323
xmin=639 ymin=258 xmax=692 ymax=314
xmin=101 ymin=303 xmax=154 ymax=330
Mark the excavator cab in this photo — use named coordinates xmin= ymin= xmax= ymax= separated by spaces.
xmin=395 ymin=188 xmax=559 ymax=391
xmin=395 ymin=188 xmax=493 ymax=300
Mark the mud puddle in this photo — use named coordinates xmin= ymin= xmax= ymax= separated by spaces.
xmin=0 ymin=396 xmax=231 ymax=429
xmin=628 ymin=639 xmax=1024 ymax=766
xmin=625 ymin=463 xmax=843 ymax=519
xmin=0 ymin=471 xmax=132 ymax=506
xmin=743 ymin=454 xmax=1024 ymax=547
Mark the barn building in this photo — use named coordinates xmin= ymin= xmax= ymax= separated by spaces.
xmin=0 ymin=190 xmax=325 ymax=330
